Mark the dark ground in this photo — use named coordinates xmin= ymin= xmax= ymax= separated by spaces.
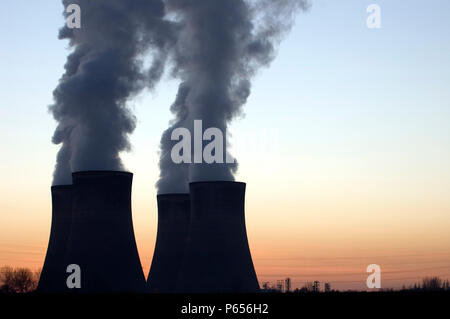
xmin=0 ymin=291 xmax=448 ymax=317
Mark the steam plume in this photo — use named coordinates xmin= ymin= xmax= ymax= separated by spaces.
xmin=51 ymin=0 xmax=175 ymax=185
xmin=157 ymin=0 xmax=309 ymax=193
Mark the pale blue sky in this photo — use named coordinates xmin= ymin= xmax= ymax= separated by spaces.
xmin=0 ymin=0 xmax=449 ymax=212
xmin=1 ymin=0 xmax=449 ymax=188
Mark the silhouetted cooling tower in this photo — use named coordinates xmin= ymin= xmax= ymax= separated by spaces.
xmin=147 ymin=194 xmax=190 ymax=293
xmin=64 ymin=171 xmax=146 ymax=293
xmin=38 ymin=185 xmax=73 ymax=292
xmin=177 ymin=181 xmax=260 ymax=293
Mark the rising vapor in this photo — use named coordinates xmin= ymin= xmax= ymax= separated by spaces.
xmin=50 ymin=0 xmax=175 ymax=185
xmin=157 ymin=0 xmax=309 ymax=193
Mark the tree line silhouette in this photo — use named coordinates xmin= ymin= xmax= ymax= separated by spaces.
xmin=401 ymin=277 xmax=450 ymax=292
xmin=0 ymin=264 xmax=449 ymax=294
xmin=0 ymin=266 xmax=41 ymax=293
xmin=261 ymin=277 xmax=450 ymax=293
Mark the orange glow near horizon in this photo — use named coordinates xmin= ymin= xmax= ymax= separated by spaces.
xmin=1 ymin=175 xmax=449 ymax=291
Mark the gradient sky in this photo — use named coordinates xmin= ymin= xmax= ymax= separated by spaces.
xmin=0 ymin=0 xmax=449 ymax=290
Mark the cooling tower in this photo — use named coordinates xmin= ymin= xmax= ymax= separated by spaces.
xmin=64 ymin=171 xmax=146 ymax=293
xmin=177 ymin=181 xmax=260 ymax=293
xmin=147 ymin=194 xmax=190 ymax=293
xmin=38 ymin=185 xmax=73 ymax=292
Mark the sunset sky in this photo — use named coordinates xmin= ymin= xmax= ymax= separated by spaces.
xmin=1 ymin=0 xmax=449 ymax=290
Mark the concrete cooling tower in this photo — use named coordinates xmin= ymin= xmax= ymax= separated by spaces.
xmin=147 ymin=194 xmax=190 ymax=293
xmin=64 ymin=171 xmax=146 ymax=293
xmin=38 ymin=185 xmax=73 ymax=292
xmin=177 ymin=181 xmax=260 ymax=293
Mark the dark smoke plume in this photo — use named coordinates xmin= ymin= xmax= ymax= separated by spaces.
xmin=50 ymin=0 xmax=176 ymax=185
xmin=157 ymin=0 xmax=309 ymax=193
